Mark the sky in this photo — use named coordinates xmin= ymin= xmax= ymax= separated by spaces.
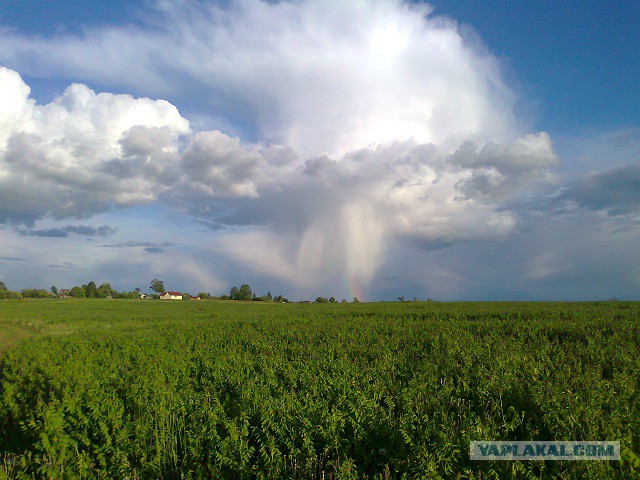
xmin=0 ymin=0 xmax=638 ymax=301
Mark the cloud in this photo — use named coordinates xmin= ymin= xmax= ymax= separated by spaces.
xmin=0 ymin=256 xmax=25 ymax=262
xmin=0 ymin=67 xmax=284 ymax=226
xmin=449 ymin=132 xmax=562 ymax=206
xmin=17 ymin=224 xmax=117 ymax=238
xmin=555 ymin=163 xmax=640 ymax=217
xmin=142 ymin=247 xmax=164 ymax=254
xmin=104 ymin=241 xmax=175 ymax=248
xmin=0 ymin=0 xmax=581 ymax=298
xmin=197 ymin=135 xmax=558 ymax=290
xmin=0 ymin=1 xmax=637 ymax=300
xmin=102 ymin=241 xmax=176 ymax=254
xmin=0 ymin=67 xmax=191 ymax=223
xmin=0 ymin=0 xmax=519 ymax=158
xmin=179 ymin=130 xmax=267 ymax=198
xmin=0 ymin=63 xmax=562 ymax=296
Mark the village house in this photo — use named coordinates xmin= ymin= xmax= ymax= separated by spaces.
xmin=160 ymin=291 xmax=183 ymax=300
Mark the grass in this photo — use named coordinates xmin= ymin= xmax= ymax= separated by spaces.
xmin=0 ymin=323 xmax=35 ymax=354
xmin=0 ymin=299 xmax=638 ymax=479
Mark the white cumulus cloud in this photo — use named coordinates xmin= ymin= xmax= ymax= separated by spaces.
xmin=0 ymin=0 xmax=519 ymax=158
xmin=0 ymin=67 xmax=279 ymax=223
xmin=0 ymin=0 xmax=565 ymax=296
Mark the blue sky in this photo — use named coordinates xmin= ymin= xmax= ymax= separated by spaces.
xmin=0 ymin=0 xmax=638 ymax=300
xmin=430 ymin=1 xmax=639 ymax=135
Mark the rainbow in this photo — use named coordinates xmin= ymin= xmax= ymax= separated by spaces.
xmin=347 ymin=276 xmax=365 ymax=302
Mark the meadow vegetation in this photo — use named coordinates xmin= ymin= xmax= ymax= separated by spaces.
xmin=0 ymin=300 xmax=638 ymax=479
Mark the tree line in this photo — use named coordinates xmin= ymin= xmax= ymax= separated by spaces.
xmin=148 ymin=279 xmax=291 ymax=302
xmin=211 ymin=284 xmax=356 ymax=303
xmin=0 ymin=279 xmax=358 ymax=303
xmin=0 ymin=281 xmax=141 ymax=300
xmin=221 ymin=284 xmax=290 ymax=302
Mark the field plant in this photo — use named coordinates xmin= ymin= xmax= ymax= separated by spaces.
xmin=0 ymin=300 xmax=638 ymax=479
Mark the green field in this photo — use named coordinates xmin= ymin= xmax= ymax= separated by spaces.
xmin=0 ymin=300 xmax=639 ymax=479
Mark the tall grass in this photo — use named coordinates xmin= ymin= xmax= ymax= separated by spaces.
xmin=0 ymin=301 xmax=638 ymax=478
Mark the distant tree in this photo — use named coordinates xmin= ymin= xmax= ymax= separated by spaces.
xmin=229 ymin=287 xmax=240 ymax=300
xmin=150 ymin=279 xmax=165 ymax=293
xmin=220 ymin=294 xmax=230 ymax=300
xmin=197 ymin=292 xmax=211 ymax=299
xmin=266 ymin=291 xmax=273 ymax=301
xmin=398 ymin=296 xmax=405 ymax=303
xmin=70 ymin=286 xmax=86 ymax=298
xmin=51 ymin=286 xmax=58 ymax=296
xmin=353 ymin=297 xmax=360 ymax=303
xmin=84 ymin=281 xmax=98 ymax=298
xmin=341 ymin=299 xmax=347 ymax=303
xmin=0 ymin=290 xmax=21 ymax=299
xmin=239 ymin=284 xmax=252 ymax=301
xmin=21 ymin=289 xmax=54 ymax=299
xmin=329 ymin=297 xmax=336 ymax=303
xmin=0 ymin=281 xmax=7 ymax=291
xmin=97 ymin=283 xmax=116 ymax=298
xmin=315 ymin=297 xmax=329 ymax=303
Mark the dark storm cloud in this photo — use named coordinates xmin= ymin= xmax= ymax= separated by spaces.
xmin=16 ymin=225 xmax=117 ymax=238
xmin=102 ymin=241 xmax=175 ymax=253
xmin=556 ymin=163 xmax=640 ymax=216
xmin=0 ymin=256 xmax=26 ymax=262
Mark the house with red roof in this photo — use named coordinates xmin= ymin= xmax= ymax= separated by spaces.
xmin=160 ymin=291 xmax=183 ymax=300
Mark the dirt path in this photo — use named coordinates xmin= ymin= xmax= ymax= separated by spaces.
xmin=0 ymin=323 xmax=36 ymax=354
